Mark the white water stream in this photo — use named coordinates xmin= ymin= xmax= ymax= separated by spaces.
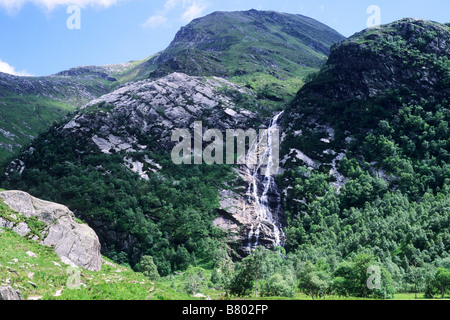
xmin=245 ymin=111 xmax=285 ymax=251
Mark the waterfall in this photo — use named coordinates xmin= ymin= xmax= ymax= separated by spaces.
xmin=245 ymin=111 xmax=285 ymax=252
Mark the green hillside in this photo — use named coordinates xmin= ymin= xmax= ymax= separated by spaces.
xmin=137 ymin=10 xmax=345 ymax=105
xmin=277 ymin=18 xmax=450 ymax=296
xmin=0 ymin=70 xmax=121 ymax=163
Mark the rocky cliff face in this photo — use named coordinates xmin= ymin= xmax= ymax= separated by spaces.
xmin=4 ymin=72 xmax=284 ymax=259
xmin=0 ymin=190 xmax=102 ymax=271
xmin=62 ymin=72 xmax=259 ymax=154
xmin=62 ymin=73 xmax=289 ymax=257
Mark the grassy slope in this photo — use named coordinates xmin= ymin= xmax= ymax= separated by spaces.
xmin=0 ymin=73 xmax=121 ymax=163
xmin=0 ymin=94 xmax=74 ymax=162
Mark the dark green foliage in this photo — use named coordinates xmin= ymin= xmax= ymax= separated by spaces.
xmin=0 ymin=121 xmax=236 ymax=275
xmin=139 ymin=255 xmax=160 ymax=281
xmin=227 ymin=246 xmax=271 ymax=297
xmin=260 ymin=273 xmax=295 ymax=298
xmin=426 ymin=267 xmax=450 ymax=299
xmin=297 ymin=261 xmax=331 ymax=299
xmin=278 ymin=18 xmax=450 ymax=295
xmin=332 ymin=253 xmax=394 ymax=299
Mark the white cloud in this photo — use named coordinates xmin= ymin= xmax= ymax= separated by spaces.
xmin=141 ymin=0 xmax=208 ymax=29
xmin=142 ymin=15 xmax=168 ymax=29
xmin=181 ymin=1 xmax=208 ymax=23
xmin=163 ymin=0 xmax=179 ymax=11
xmin=0 ymin=59 xmax=32 ymax=76
xmin=0 ymin=0 xmax=122 ymax=12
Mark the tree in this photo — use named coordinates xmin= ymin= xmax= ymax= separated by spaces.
xmin=333 ymin=254 xmax=394 ymax=299
xmin=226 ymin=265 xmax=254 ymax=297
xmin=332 ymin=261 xmax=355 ymax=297
xmin=430 ymin=268 xmax=450 ymax=299
xmin=261 ymin=273 xmax=295 ymax=298
xmin=140 ymin=255 xmax=160 ymax=281
xmin=240 ymin=246 xmax=271 ymax=298
xmin=298 ymin=261 xmax=330 ymax=300
xmin=407 ymin=258 xmax=419 ymax=299
xmin=227 ymin=247 xmax=272 ymax=298
xmin=183 ymin=266 xmax=208 ymax=295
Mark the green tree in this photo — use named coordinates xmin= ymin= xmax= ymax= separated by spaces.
xmin=227 ymin=247 xmax=273 ymax=298
xmin=298 ymin=261 xmax=330 ymax=300
xmin=210 ymin=268 xmax=223 ymax=289
xmin=241 ymin=246 xmax=271 ymax=298
xmin=183 ymin=266 xmax=208 ymax=295
xmin=226 ymin=264 xmax=254 ymax=297
xmin=140 ymin=255 xmax=160 ymax=281
xmin=333 ymin=254 xmax=394 ymax=299
xmin=429 ymin=267 xmax=450 ymax=299
xmin=261 ymin=273 xmax=295 ymax=298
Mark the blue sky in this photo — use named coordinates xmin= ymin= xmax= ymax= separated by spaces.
xmin=0 ymin=0 xmax=448 ymax=77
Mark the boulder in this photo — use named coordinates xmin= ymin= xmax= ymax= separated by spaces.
xmin=0 ymin=190 xmax=102 ymax=271
xmin=0 ymin=286 xmax=23 ymax=300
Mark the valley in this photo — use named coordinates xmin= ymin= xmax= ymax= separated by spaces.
xmin=0 ymin=9 xmax=449 ymax=302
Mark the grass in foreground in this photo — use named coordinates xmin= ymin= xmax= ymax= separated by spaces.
xmin=2 ymin=227 xmax=449 ymax=301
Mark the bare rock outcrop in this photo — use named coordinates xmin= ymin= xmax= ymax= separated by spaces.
xmin=0 ymin=190 xmax=102 ymax=271
xmin=0 ymin=286 xmax=23 ymax=300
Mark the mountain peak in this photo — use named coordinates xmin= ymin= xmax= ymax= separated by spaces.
xmin=138 ymin=9 xmax=344 ymax=82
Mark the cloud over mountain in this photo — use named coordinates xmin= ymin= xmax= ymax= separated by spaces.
xmin=0 ymin=58 xmax=31 ymax=76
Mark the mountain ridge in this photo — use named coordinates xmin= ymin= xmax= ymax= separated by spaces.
xmin=143 ymin=10 xmax=344 ymax=79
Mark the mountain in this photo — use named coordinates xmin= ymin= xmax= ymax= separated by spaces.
xmin=281 ymin=18 xmax=449 ymax=183
xmin=1 ymin=72 xmax=263 ymax=266
xmin=0 ymin=10 xmax=343 ymax=163
xmin=0 ymin=67 xmax=121 ymax=162
xmin=278 ymin=18 xmax=450 ymax=271
xmin=0 ymin=10 xmax=346 ymax=265
xmin=3 ymin=12 xmax=449 ymax=298
xmin=135 ymin=10 xmax=345 ymax=103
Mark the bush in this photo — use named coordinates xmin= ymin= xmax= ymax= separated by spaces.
xmin=261 ymin=273 xmax=295 ymax=297
xmin=183 ymin=266 xmax=208 ymax=295
xmin=139 ymin=255 xmax=160 ymax=281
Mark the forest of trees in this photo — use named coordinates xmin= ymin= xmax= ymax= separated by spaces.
xmin=138 ymin=246 xmax=450 ymax=299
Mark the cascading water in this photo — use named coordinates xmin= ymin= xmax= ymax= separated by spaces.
xmin=245 ymin=111 xmax=285 ymax=252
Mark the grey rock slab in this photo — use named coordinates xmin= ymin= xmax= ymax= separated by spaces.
xmin=0 ymin=286 xmax=23 ymax=300
xmin=0 ymin=191 xmax=102 ymax=271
